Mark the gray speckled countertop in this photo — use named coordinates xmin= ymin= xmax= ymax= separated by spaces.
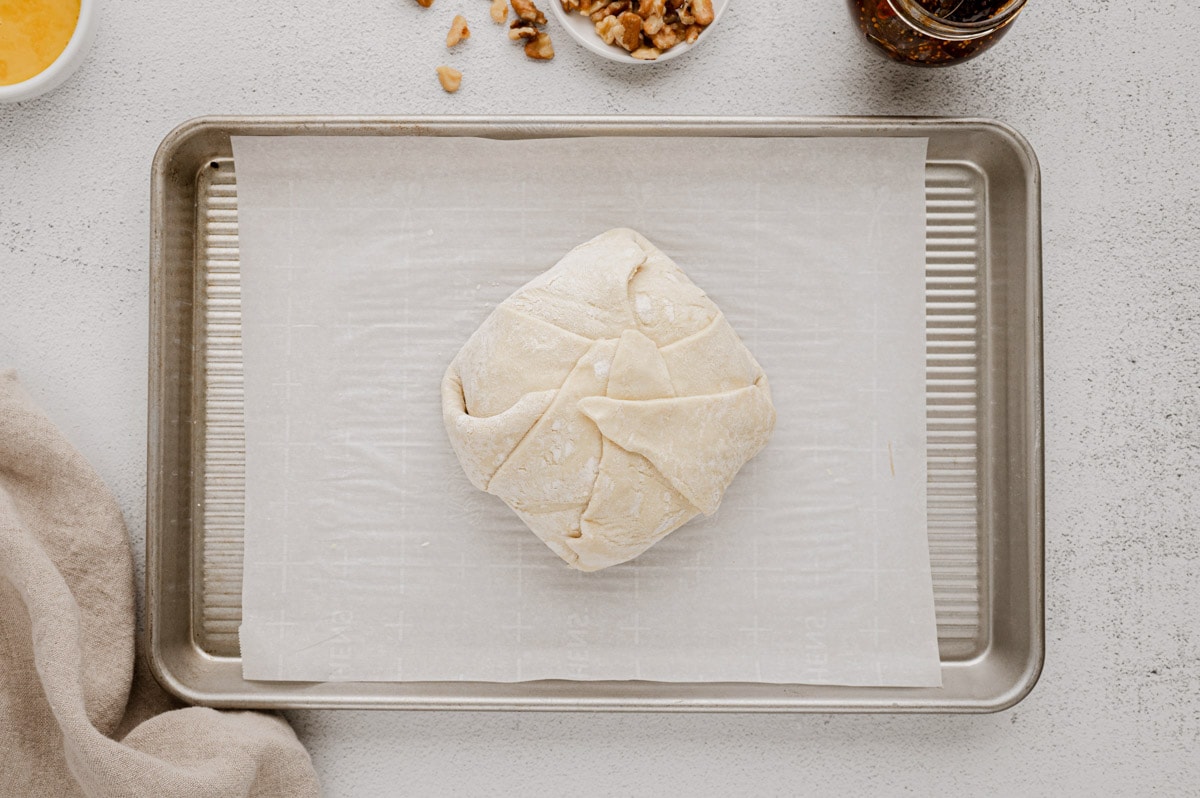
xmin=2 ymin=1 xmax=1198 ymax=794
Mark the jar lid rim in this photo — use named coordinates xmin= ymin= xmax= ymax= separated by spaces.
xmin=890 ymin=0 xmax=1028 ymax=37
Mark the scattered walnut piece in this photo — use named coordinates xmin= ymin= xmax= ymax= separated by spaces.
xmin=524 ymin=30 xmax=555 ymax=59
xmin=415 ymin=0 xmax=433 ymax=6
xmin=567 ymin=0 xmax=712 ymax=58
xmin=509 ymin=20 xmax=539 ymax=39
xmin=436 ymin=65 xmax=462 ymax=92
xmin=498 ymin=0 xmax=553 ymax=58
xmin=446 ymin=14 xmax=471 ymax=46
xmin=490 ymin=0 xmax=509 ymax=22
xmin=511 ymin=0 xmax=547 ymax=24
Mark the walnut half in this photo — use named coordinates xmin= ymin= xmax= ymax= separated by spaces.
xmin=637 ymin=0 xmax=665 ymax=34
xmin=594 ymin=15 xmax=621 ymax=45
xmin=649 ymin=23 xmax=679 ymax=50
xmin=616 ymin=12 xmax=644 ymax=51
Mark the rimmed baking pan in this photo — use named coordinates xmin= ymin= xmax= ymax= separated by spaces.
xmin=148 ymin=116 xmax=1042 ymax=711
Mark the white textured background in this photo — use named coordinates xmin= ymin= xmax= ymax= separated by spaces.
xmin=1 ymin=0 xmax=1198 ymax=795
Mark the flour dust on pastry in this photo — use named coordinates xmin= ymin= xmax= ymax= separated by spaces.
xmin=442 ymin=228 xmax=775 ymax=572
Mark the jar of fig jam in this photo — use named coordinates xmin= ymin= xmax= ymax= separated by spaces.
xmin=849 ymin=0 xmax=1028 ymax=66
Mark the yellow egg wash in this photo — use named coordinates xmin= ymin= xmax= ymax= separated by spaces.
xmin=0 ymin=0 xmax=81 ymax=85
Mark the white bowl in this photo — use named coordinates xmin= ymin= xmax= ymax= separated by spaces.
xmin=0 ymin=0 xmax=99 ymax=103
xmin=549 ymin=0 xmax=729 ymax=65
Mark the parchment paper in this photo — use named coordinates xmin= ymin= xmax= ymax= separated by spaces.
xmin=233 ymin=135 xmax=941 ymax=686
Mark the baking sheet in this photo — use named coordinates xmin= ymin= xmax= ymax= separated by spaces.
xmin=232 ymin=134 xmax=941 ymax=687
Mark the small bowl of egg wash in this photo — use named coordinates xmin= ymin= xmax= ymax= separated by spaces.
xmin=0 ymin=0 xmax=98 ymax=103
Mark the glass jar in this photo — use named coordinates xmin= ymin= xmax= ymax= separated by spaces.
xmin=848 ymin=0 xmax=1028 ymax=67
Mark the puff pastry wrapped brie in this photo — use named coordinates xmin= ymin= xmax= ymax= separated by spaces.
xmin=442 ymin=229 xmax=775 ymax=571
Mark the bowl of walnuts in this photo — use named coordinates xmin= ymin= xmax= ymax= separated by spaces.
xmin=551 ymin=0 xmax=728 ymax=64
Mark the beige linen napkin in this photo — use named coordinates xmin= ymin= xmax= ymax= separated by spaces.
xmin=0 ymin=371 xmax=320 ymax=798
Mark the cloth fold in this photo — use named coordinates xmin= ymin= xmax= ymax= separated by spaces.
xmin=0 ymin=371 xmax=320 ymax=798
